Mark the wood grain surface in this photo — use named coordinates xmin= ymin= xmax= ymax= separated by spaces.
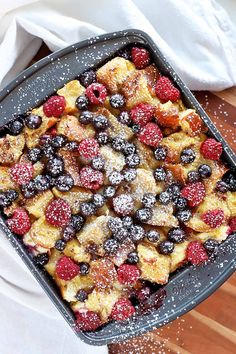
xmin=32 ymin=44 xmax=236 ymax=354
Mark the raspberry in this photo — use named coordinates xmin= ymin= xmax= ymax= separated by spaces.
xmin=181 ymin=182 xmax=205 ymax=207
xmin=10 ymin=163 xmax=34 ymax=186
xmin=78 ymin=138 xmax=99 ymax=159
xmin=138 ymin=122 xmax=163 ymax=147
xmin=80 ymin=166 xmax=103 ymax=190
xmin=130 ymin=103 xmax=154 ymax=127
xmin=111 ymin=298 xmax=135 ymax=321
xmin=200 ymin=138 xmax=223 ymax=160
xmin=43 ymin=95 xmax=66 ymax=117
xmin=155 ymin=76 xmax=180 ymax=103
xmin=45 ymin=198 xmax=71 ymax=227
xmin=201 ymin=209 xmax=225 ymax=228
xmin=85 ymin=83 xmax=107 ymax=105
xmin=186 ymin=241 xmax=208 ymax=265
xmin=131 ymin=47 xmax=150 ymax=69
xmin=229 ymin=217 xmax=236 ymax=232
xmin=6 ymin=208 xmax=31 ymax=235
xmin=117 ymin=264 xmax=140 ymax=285
xmin=56 ymin=256 xmax=79 ymax=280
xmin=75 ymin=310 xmax=102 ymax=331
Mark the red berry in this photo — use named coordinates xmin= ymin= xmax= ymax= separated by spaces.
xmin=85 ymin=83 xmax=107 ymax=105
xmin=186 ymin=241 xmax=208 ymax=265
xmin=138 ymin=122 xmax=163 ymax=147
xmin=201 ymin=209 xmax=225 ymax=228
xmin=10 ymin=163 xmax=34 ymax=186
xmin=75 ymin=310 xmax=102 ymax=331
xmin=6 ymin=208 xmax=31 ymax=235
xmin=130 ymin=103 xmax=154 ymax=127
xmin=56 ymin=256 xmax=79 ymax=280
xmin=117 ymin=264 xmax=140 ymax=285
xmin=80 ymin=166 xmax=103 ymax=190
xmin=131 ymin=47 xmax=150 ymax=69
xmin=136 ymin=287 xmax=151 ymax=302
xmin=45 ymin=198 xmax=71 ymax=227
xmin=229 ymin=217 xmax=236 ymax=232
xmin=181 ymin=182 xmax=206 ymax=207
xmin=78 ymin=138 xmax=100 ymax=159
xmin=111 ymin=298 xmax=135 ymax=321
xmin=155 ymin=76 xmax=180 ymax=103
xmin=43 ymin=95 xmax=66 ymax=117
xmin=200 ymin=138 xmax=223 ymax=160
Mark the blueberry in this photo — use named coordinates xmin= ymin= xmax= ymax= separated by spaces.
xmin=46 ymin=156 xmax=64 ymax=177
xmin=154 ymin=167 xmax=167 ymax=182
xmin=108 ymin=171 xmax=124 ymax=186
xmin=0 ymin=193 xmax=12 ymax=208
xmin=117 ymin=48 xmax=131 ymax=60
xmin=187 ymin=170 xmax=200 ymax=183
xmin=79 ymin=262 xmax=90 ymax=275
xmin=180 ymin=148 xmax=196 ymax=164
xmin=103 ymin=238 xmax=119 ymax=254
xmin=111 ymin=136 xmax=126 ymax=152
xmin=174 ymin=197 xmax=187 ymax=210
xmin=92 ymin=114 xmax=108 ymax=130
xmin=70 ymin=214 xmax=85 ymax=231
xmin=117 ymin=111 xmax=131 ymax=125
xmin=154 ymin=146 xmax=167 ymax=161
xmin=80 ymin=202 xmax=96 ymax=217
xmin=215 ymin=180 xmax=229 ymax=193
xmin=92 ymin=194 xmax=105 ymax=208
xmin=110 ymin=94 xmax=125 ymax=109
xmin=198 ymin=164 xmax=212 ymax=178
xmin=55 ymin=174 xmax=74 ymax=192
xmin=25 ymin=115 xmax=42 ymax=129
xmin=204 ymin=239 xmax=219 ymax=255
xmin=5 ymin=190 xmax=18 ymax=203
xmin=159 ymin=240 xmax=174 ymax=254
xmin=168 ymin=227 xmax=186 ymax=243
xmin=78 ymin=110 xmax=93 ymax=125
xmin=130 ymin=225 xmax=145 ymax=242
xmin=135 ymin=208 xmax=153 ymax=223
xmin=166 ymin=183 xmax=181 ymax=200
xmin=113 ymin=227 xmax=129 ymax=242
xmin=146 ymin=230 xmax=160 ymax=243
xmin=123 ymin=168 xmax=137 ymax=182
xmin=27 ymin=147 xmax=42 ymax=163
xmin=127 ymin=251 xmax=139 ymax=264
xmin=42 ymin=143 xmax=56 ymax=159
xmin=122 ymin=142 xmax=136 ymax=156
xmin=223 ymin=173 xmax=236 ymax=192
xmin=7 ymin=119 xmax=24 ymax=135
xmin=91 ymin=156 xmax=105 ymax=171
xmin=75 ymin=95 xmax=89 ymax=110
xmin=142 ymin=193 xmax=156 ymax=208
xmin=79 ymin=69 xmax=96 ymax=87
xmin=158 ymin=191 xmax=171 ymax=205
xmin=103 ymin=185 xmax=116 ymax=199
xmin=176 ymin=209 xmax=192 ymax=222
xmin=21 ymin=181 xmax=37 ymax=199
xmin=125 ymin=153 xmax=140 ymax=168
xmin=51 ymin=135 xmax=67 ymax=148
xmin=34 ymin=175 xmax=50 ymax=192
xmin=33 ymin=253 xmax=49 ymax=266
xmin=107 ymin=217 xmax=123 ymax=233
xmin=65 ymin=141 xmax=79 ymax=151
xmin=62 ymin=224 xmax=76 ymax=241
xmin=96 ymin=131 xmax=110 ymax=145
xmin=55 ymin=239 xmax=66 ymax=251
xmin=122 ymin=216 xmax=133 ymax=229
xmin=75 ymin=289 xmax=88 ymax=302
xmin=132 ymin=124 xmax=141 ymax=134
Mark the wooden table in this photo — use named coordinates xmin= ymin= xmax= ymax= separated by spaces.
xmin=33 ymin=45 xmax=236 ymax=354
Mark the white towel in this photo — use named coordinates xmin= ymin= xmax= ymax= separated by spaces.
xmin=0 ymin=1 xmax=236 ymax=353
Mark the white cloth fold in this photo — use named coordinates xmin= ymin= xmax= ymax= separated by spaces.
xmin=0 ymin=1 xmax=236 ymax=353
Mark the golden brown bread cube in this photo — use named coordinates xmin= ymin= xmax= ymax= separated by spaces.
xmin=23 ymin=232 xmax=49 ymax=255
xmin=96 ymin=57 xmax=135 ymax=93
xmin=179 ymin=109 xmax=206 ymax=136
xmin=134 ymin=139 xmax=159 ymax=170
xmin=63 ymin=239 xmax=91 ymax=263
xmin=170 ymin=241 xmax=189 ymax=272
xmin=44 ymin=249 xmax=61 ymax=276
xmin=146 ymin=204 xmax=179 ymax=228
xmin=191 ymin=225 xmax=230 ymax=243
xmin=226 ymin=192 xmax=236 ymax=216
xmin=130 ymin=168 xmax=163 ymax=201
xmin=25 ymin=190 xmax=54 ymax=218
xmin=60 ymin=275 xmax=94 ymax=302
xmin=0 ymin=167 xmax=16 ymax=191
xmin=162 ymin=132 xmax=197 ymax=163
xmin=0 ymin=134 xmax=25 ymax=164
xmin=137 ymin=243 xmax=170 ymax=284
xmin=100 ymin=145 xmax=125 ymax=177
xmin=57 ymin=80 xmax=85 ymax=114
xmin=77 ymin=215 xmax=111 ymax=246
xmin=57 ymin=115 xmax=94 ymax=142
xmin=27 ymin=216 xmax=61 ymax=249
xmin=52 ymin=187 xmax=92 ymax=214
xmin=154 ymin=101 xmax=180 ymax=129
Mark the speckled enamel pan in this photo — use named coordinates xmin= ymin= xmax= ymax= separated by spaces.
xmin=0 ymin=29 xmax=235 ymax=346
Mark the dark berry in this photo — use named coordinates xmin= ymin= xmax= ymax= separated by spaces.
xmin=80 ymin=202 xmax=96 ymax=217
xmin=123 ymin=168 xmax=137 ymax=182
xmin=142 ymin=193 xmax=156 ymax=208
xmin=75 ymin=95 xmax=89 ymax=110
xmin=159 ymin=240 xmax=174 ymax=254
xmin=110 ymin=94 xmax=125 ymax=109
xmin=176 ymin=209 xmax=192 ymax=222
xmin=7 ymin=119 xmax=24 ymax=135
xmin=51 ymin=135 xmax=67 ymax=148
xmin=125 ymin=153 xmax=140 ymax=168
xmin=154 ymin=167 xmax=167 ymax=182
xmin=127 ymin=251 xmax=139 ymax=264
xmin=79 ymin=262 xmax=90 ymax=275
xmin=96 ymin=131 xmax=109 ymax=145
xmin=33 ymin=253 xmax=49 ymax=266
xmin=55 ymin=174 xmax=74 ymax=192
xmin=79 ymin=69 xmax=96 ymax=87
xmin=46 ymin=156 xmax=64 ymax=177
xmin=78 ymin=110 xmax=93 ymax=125
xmin=65 ymin=141 xmax=79 ymax=151
xmin=103 ymin=238 xmax=119 ymax=254
xmin=135 ymin=208 xmax=153 ymax=223
xmin=92 ymin=194 xmax=105 ymax=208
xmin=174 ymin=197 xmax=187 ymax=210
xmin=34 ymin=175 xmax=50 ymax=192
xmin=146 ymin=230 xmax=160 ymax=242
xmin=117 ymin=111 xmax=131 ymax=125
xmin=107 ymin=217 xmax=123 ymax=233
xmin=27 ymin=147 xmax=42 ymax=163
xmin=130 ymin=225 xmax=145 ymax=242
xmin=166 ymin=183 xmax=181 ymax=200
xmin=122 ymin=216 xmax=133 ymax=229
xmin=132 ymin=124 xmax=141 ymax=134
xmin=158 ymin=191 xmax=171 ymax=204
xmin=55 ymin=239 xmax=66 ymax=251
xmin=21 ymin=181 xmax=37 ymax=199
xmin=0 ymin=192 xmax=12 ymax=207
xmin=92 ymin=115 xmax=108 ymax=130
xmin=117 ymin=48 xmax=131 ymax=60
xmin=154 ymin=146 xmax=167 ymax=161
xmin=103 ymin=185 xmax=116 ymax=198
xmin=70 ymin=214 xmax=85 ymax=231
xmin=204 ymin=239 xmax=219 ymax=255
xmin=198 ymin=164 xmax=212 ymax=178
xmin=108 ymin=171 xmax=123 ymax=186
xmin=75 ymin=289 xmax=88 ymax=302
xmin=25 ymin=115 xmax=42 ymax=129
xmin=111 ymin=136 xmax=126 ymax=152
xmin=223 ymin=173 xmax=236 ymax=192
xmin=91 ymin=156 xmax=105 ymax=171
xmin=215 ymin=180 xmax=229 ymax=193
xmin=122 ymin=142 xmax=136 ymax=156
xmin=113 ymin=227 xmax=129 ymax=242
xmin=42 ymin=143 xmax=56 ymax=159
xmin=180 ymin=148 xmax=196 ymax=164
xmin=62 ymin=224 xmax=76 ymax=241
xmin=168 ymin=227 xmax=186 ymax=243
xmin=5 ymin=189 xmax=19 ymax=203
xmin=187 ymin=170 xmax=200 ymax=183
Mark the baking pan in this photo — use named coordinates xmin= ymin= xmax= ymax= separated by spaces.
xmin=0 ymin=29 xmax=235 ymax=346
